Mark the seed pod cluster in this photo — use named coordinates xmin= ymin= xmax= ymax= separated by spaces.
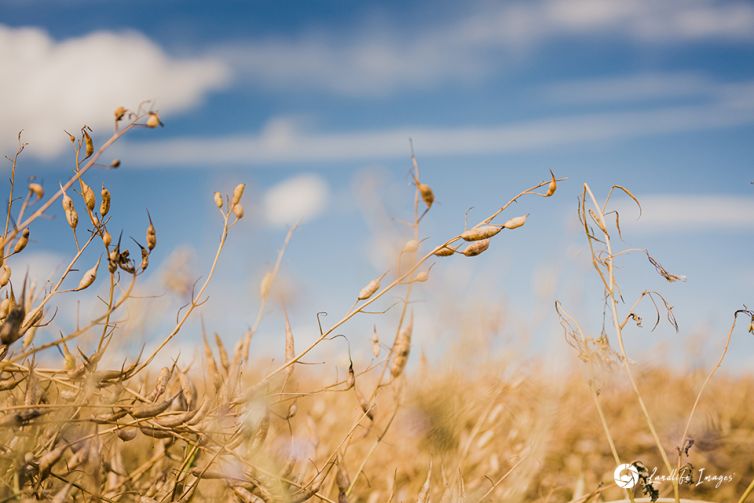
xmin=231 ymin=183 xmax=245 ymax=219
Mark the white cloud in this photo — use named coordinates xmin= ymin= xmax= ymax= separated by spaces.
xmin=217 ymin=0 xmax=754 ymax=96
xmin=263 ymin=174 xmax=330 ymax=227
xmin=613 ymin=194 xmax=754 ymax=232
xmin=124 ymin=83 xmax=754 ymax=166
xmin=0 ymin=25 xmax=230 ymax=157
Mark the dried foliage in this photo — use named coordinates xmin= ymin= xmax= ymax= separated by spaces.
xmin=0 ymin=109 xmax=751 ymax=503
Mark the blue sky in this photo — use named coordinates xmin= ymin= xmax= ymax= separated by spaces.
xmin=1 ymin=0 xmax=753 ymax=371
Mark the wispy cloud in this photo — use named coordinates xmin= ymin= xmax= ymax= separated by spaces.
xmin=125 ymin=84 xmax=754 ymax=166
xmin=0 ymin=25 xmax=230 ymax=157
xmin=540 ymin=73 xmax=717 ymax=104
xmin=614 ymin=194 xmax=754 ymax=232
xmin=218 ymin=0 xmax=754 ymax=97
xmin=263 ymin=174 xmax=330 ymax=227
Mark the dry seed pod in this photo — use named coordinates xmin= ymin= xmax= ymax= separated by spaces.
xmin=357 ymin=275 xmax=383 ymax=301
xmin=146 ymin=112 xmax=163 ymax=128
xmin=502 ymin=214 xmax=528 ymax=230
xmin=213 ymin=191 xmax=223 ymax=208
xmin=62 ymin=194 xmax=78 ymax=230
xmin=100 ymin=186 xmax=111 ymax=216
xmin=232 ymin=183 xmax=246 ymax=206
xmin=102 ymin=230 xmax=112 ymax=248
xmin=403 ymin=239 xmax=420 ymax=254
xmin=146 ymin=213 xmax=156 ymax=250
xmin=390 ymin=314 xmax=413 ymax=378
xmin=149 ymin=366 xmax=172 ymax=401
xmin=413 ymin=270 xmax=430 ymax=283
xmin=460 ymin=225 xmax=502 ymax=241
xmin=749 ymin=316 xmax=754 ymax=334
xmin=28 ymin=183 xmax=44 ymax=200
xmin=418 ymin=183 xmax=434 ymax=209
xmin=434 ymin=245 xmax=457 ymax=257
xmin=14 ymin=229 xmax=29 ymax=253
xmin=80 ymin=180 xmax=95 ymax=211
xmin=232 ymin=202 xmax=244 ymax=219
xmin=154 ymin=407 xmax=200 ymax=428
xmin=260 ymin=271 xmax=273 ymax=300
xmin=0 ymin=297 xmax=10 ymax=318
xmin=130 ymin=393 xmax=177 ymax=419
xmin=0 ymin=265 xmax=10 ymax=288
xmin=83 ymin=129 xmax=94 ymax=158
xmin=114 ymin=106 xmax=127 ymax=122
xmin=462 ymin=239 xmax=490 ymax=257
xmin=76 ymin=256 xmax=100 ymax=291
xmin=545 ymin=170 xmax=557 ymax=197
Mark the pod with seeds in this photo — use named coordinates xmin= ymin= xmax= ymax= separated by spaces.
xmin=146 ymin=112 xmax=163 ymax=128
xmin=100 ymin=185 xmax=111 ymax=216
xmin=461 ymin=225 xmax=502 ymax=241
xmin=117 ymin=427 xmax=137 ymax=441
xmin=545 ymin=170 xmax=557 ymax=197
xmin=146 ymin=212 xmax=156 ymax=251
xmin=148 ymin=366 xmax=172 ymax=401
xmin=357 ymin=273 xmax=384 ymax=301
xmin=130 ymin=393 xmax=178 ymax=419
xmin=434 ymin=245 xmax=457 ymax=257
xmin=14 ymin=229 xmax=29 ymax=253
xmin=0 ymin=296 xmax=10 ymax=318
xmin=413 ymin=265 xmax=434 ymax=283
xmin=502 ymin=214 xmax=528 ymax=230
xmin=215 ymin=333 xmax=230 ymax=374
xmin=232 ymin=183 xmax=246 ymax=207
xmin=80 ymin=180 xmax=95 ymax=211
xmin=114 ymin=106 xmax=127 ymax=122
xmin=155 ymin=407 xmax=200 ymax=428
xmin=83 ymin=129 xmax=94 ymax=158
xmin=232 ymin=202 xmax=245 ymax=219
xmin=418 ymin=183 xmax=434 ymax=209
xmin=178 ymin=370 xmax=197 ymax=410
xmin=28 ymin=183 xmax=44 ymax=200
xmin=0 ymin=303 xmax=25 ymax=345
xmin=462 ymin=239 xmax=490 ymax=257
xmin=102 ymin=230 xmax=112 ymax=248
xmin=75 ymin=256 xmax=100 ymax=291
xmin=390 ymin=314 xmax=413 ymax=378
xmin=402 ymin=239 xmax=420 ymax=254
xmin=61 ymin=188 xmax=78 ymax=230
xmin=213 ymin=191 xmax=223 ymax=209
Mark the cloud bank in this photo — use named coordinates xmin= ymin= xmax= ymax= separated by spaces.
xmin=0 ymin=25 xmax=230 ymax=157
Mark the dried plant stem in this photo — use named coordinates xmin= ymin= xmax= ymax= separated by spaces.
xmin=583 ymin=184 xmax=676 ymax=502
